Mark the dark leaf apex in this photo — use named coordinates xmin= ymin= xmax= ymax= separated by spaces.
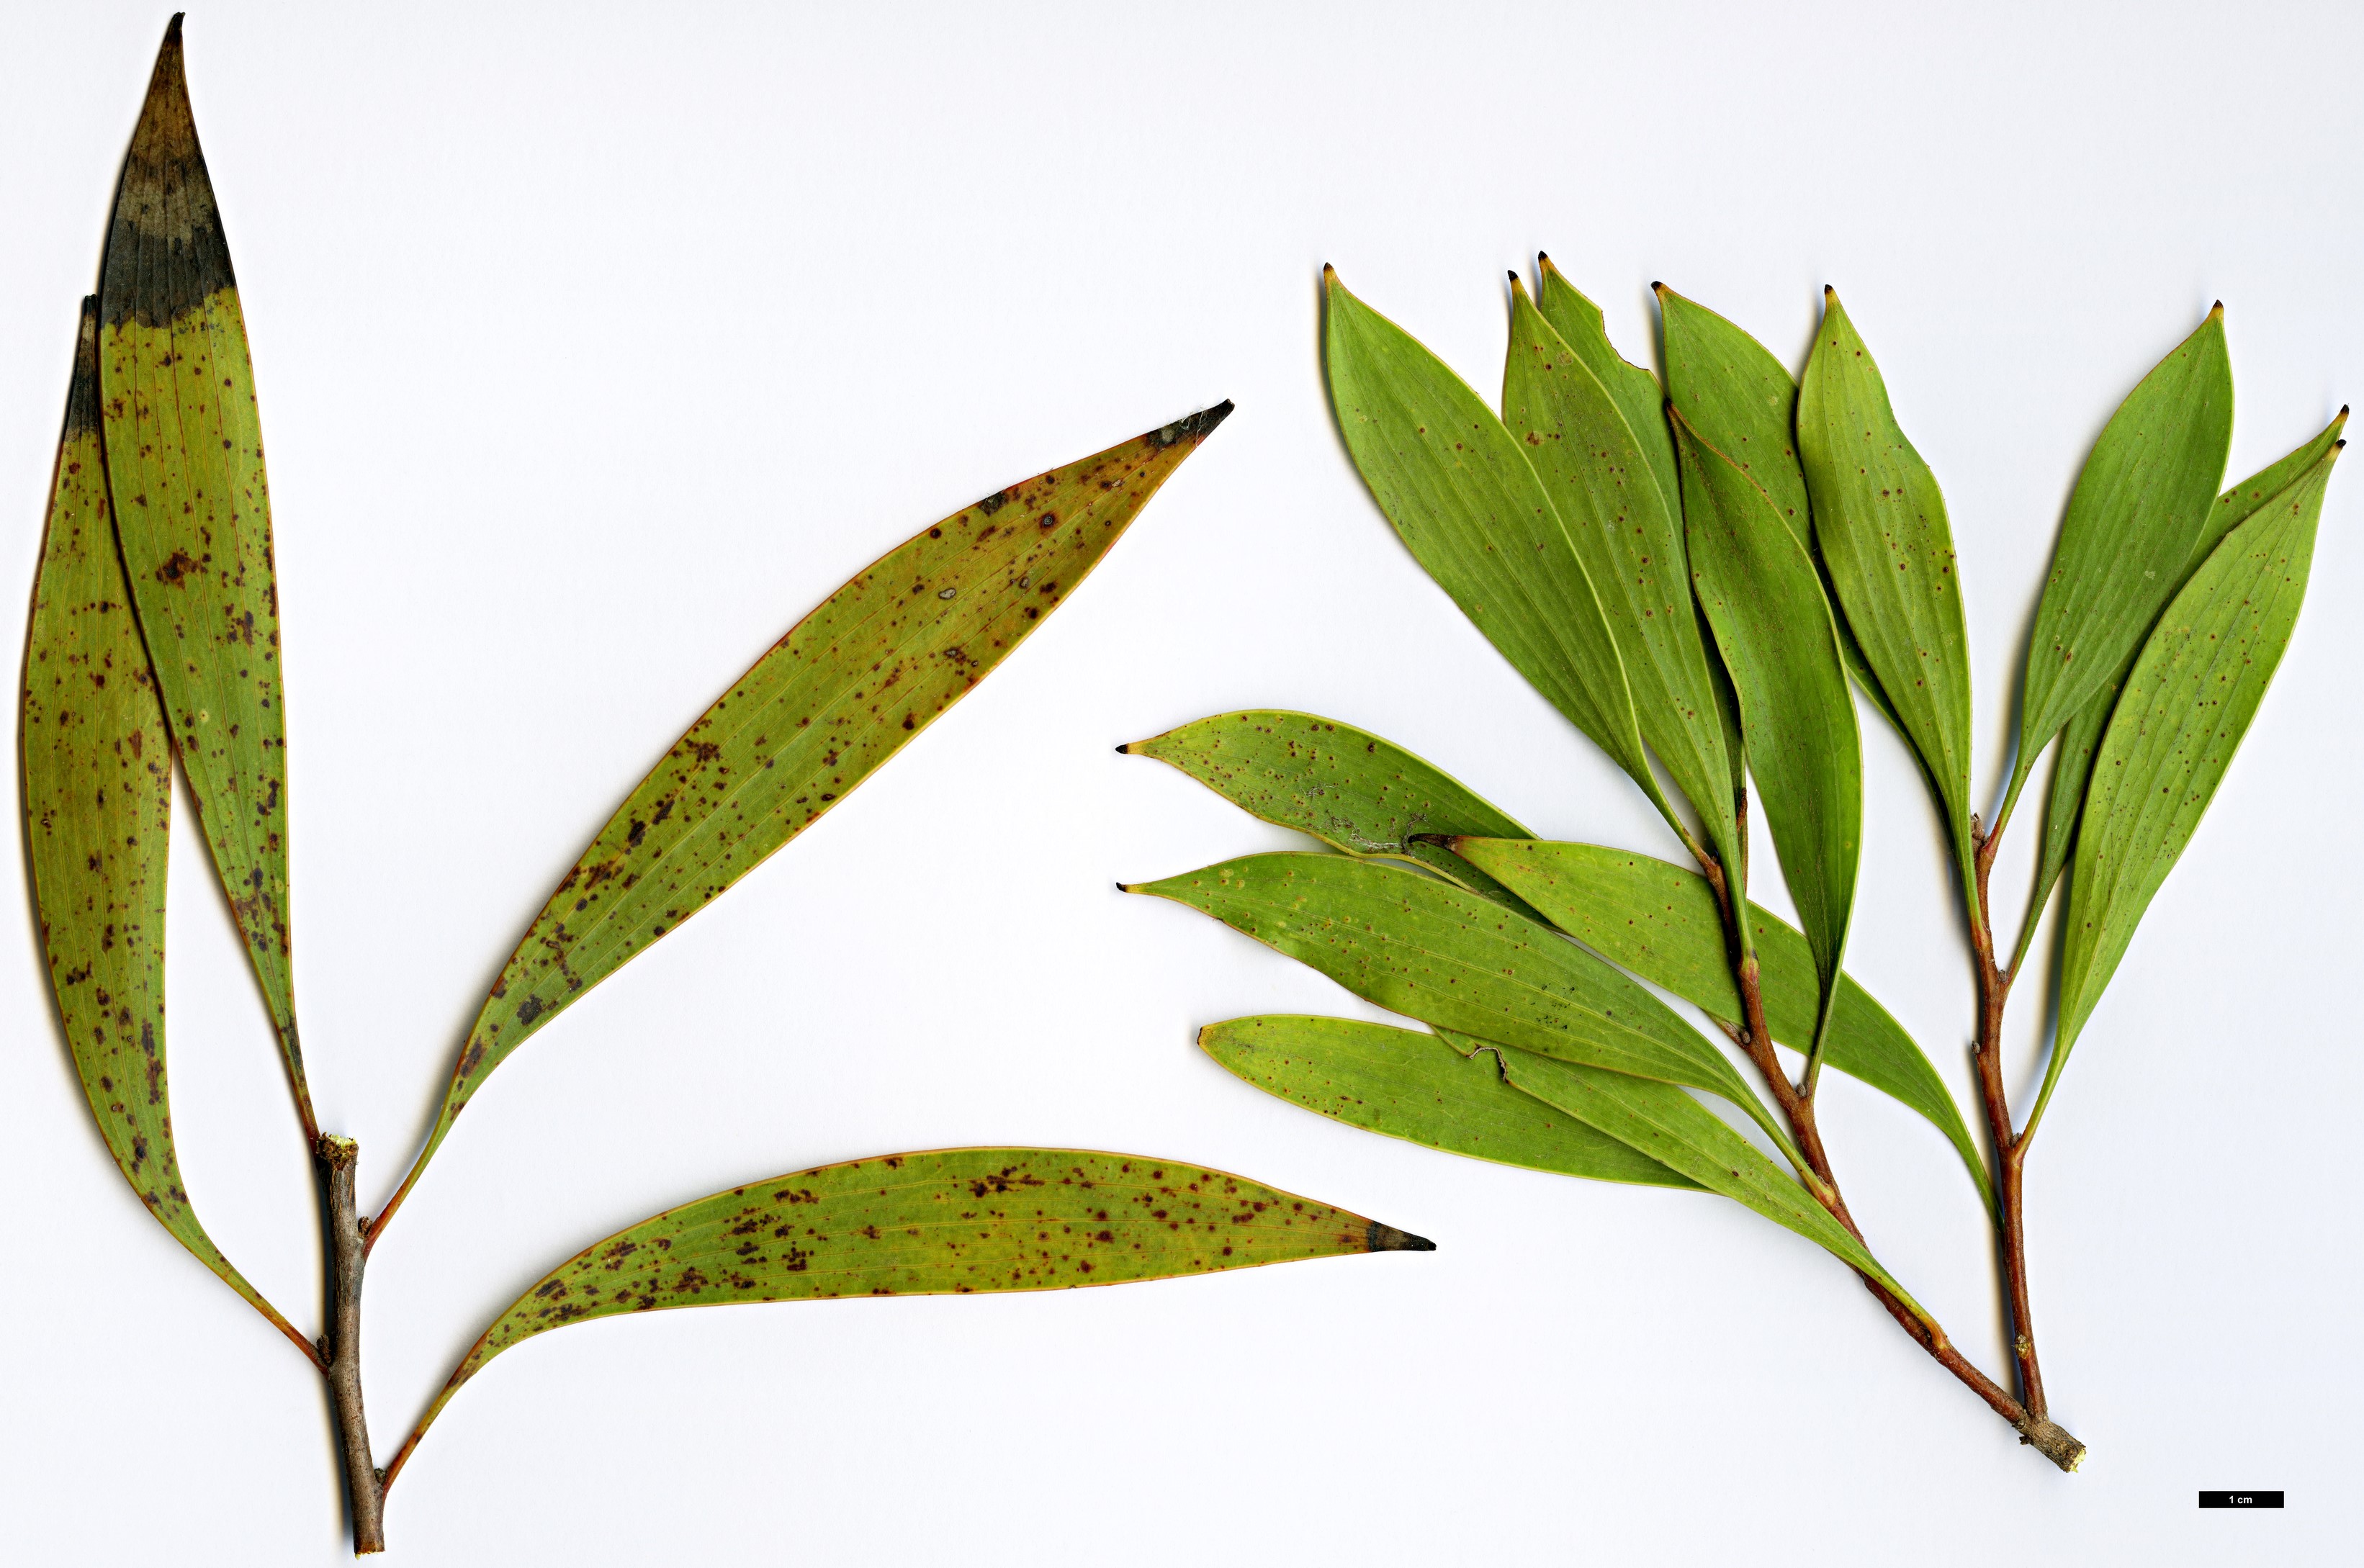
xmin=1366 ymin=1221 xmax=1436 ymax=1253
xmin=1150 ymin=401 xmax=1233 ymax=448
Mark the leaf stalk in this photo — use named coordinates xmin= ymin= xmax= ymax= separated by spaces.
xmin=317 ymin=1136 xmax=387 ymax=1554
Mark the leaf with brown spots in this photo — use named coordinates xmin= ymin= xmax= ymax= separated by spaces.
xmin=382 ymin=1147 xmax=1427 ymax=1487
xmin=21 ymin=300 xmax=312 ymax=1364
xmin=377 ymin=408 xmax=1231 ymax=1234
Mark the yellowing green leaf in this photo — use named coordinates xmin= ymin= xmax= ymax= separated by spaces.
xmin=1200 ymin=1014 xmax=1698 ymax=1188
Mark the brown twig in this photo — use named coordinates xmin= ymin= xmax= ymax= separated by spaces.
xmin=318 ymin=1136 xmax=387 ymax=1554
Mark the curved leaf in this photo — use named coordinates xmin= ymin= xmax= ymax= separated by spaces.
xmin=1797 ymin=289 xmax=1977 ymax=877
xmin=96 ymin=21 xmax=305 ymax=1115
xmin=1501 ymin=279 xmax=1741 ymax=878
xmin=1671 ymin=409 xmax=1862 ymax=1065
xmin=1122 ymin=708 xmax=1536 ymax=904
xmin=1320 ymin=269 xmax=1669 ymax=834
xmin=2039 ymin=445 xmax=2337 ymax=1133
xmin=1534 ymin=255 xmax=1681 ymax=520
xmin=1447 ymin=837 xmax=1988 ymax=1207
xmin=387 ymin=1147 xmax=1427 ymax=1487
xmin=382 ymin=407 xmax=1233 ymax=1230
xmin=22 ymin=300 xmax=310 ymax=1361
xmin=1200 ymin=1014 xmax=1697 ymax=1189
xmin=1123 ymin=852 xmax=1799 ymax=1165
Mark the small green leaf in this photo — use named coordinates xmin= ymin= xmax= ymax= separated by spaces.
xmin=2013 ymin=307 xmax=2234 ymax=802
xmin=384 ymin=408 xmax=1233 ymax=1227
xmin=1797 ymin=289 xmax=1977 ymax=878
xmin=1450 ymin=1031 xmax=1921 ymax=1312
xmin=1200 ymin=1014 xmax=1699 ymax=1189
xmin=1671 ymin=407 xmax=1863 ymax=1067
xmin=1656 ymin=283 xmax=1902 ymax=734
xmin=1124 ymin=852 xmax=1799 ymax=1165
xmin=2018 ymin=410 xmax=2347 ymax=963
xmin=2039 ymin=444 xmax=2337 ymax=1134
xmin=1501 ymin=278 xmax=1741 ymax=879
xmin=1321 ymin=269 xmax=1670 ymax=837
xmin=387 ymin=1148 xmax=1426 ymax=1484
xmin=96 ymin=27 xmax=306 ymax=1117
xmin=1448 ymin=837 xmax=1989 ymax=1207
xmin=22 ymin=301 xmax=310 ymax=1363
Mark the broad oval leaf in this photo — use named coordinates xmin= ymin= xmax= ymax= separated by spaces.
xmin=2039 ymin=444 xmax=2337 ymax=1132
xmin=1450 ymin=1030 xmax=1922 ymax=1315
xmin=383 ymin=408 xmax=1233 ymax=1228
xmin=1123 ymin=852 xmax=1800 ymax=1165
xmin=1200 ymin=1014 xmax=1698 ymax=1189
xmin=2018 ymin=410 xmax=2347 ymax=962
xmin=1123 ymin=708 xmax=1537 ymax=904
xmin=1321 ymin=269 xmax=1668 ymax=834
xmin=1797 ymin=289 xmax=1977 ymax=872
xmin=386 ymin=1147 xmax=1427 ymax=1486
xmin=1501 ymin=279 xmax=1741 ymax=878
xmin=22 ymin=301 xmax=310 ymax=1362
xmin=2013 ymin=307 xmax=2233 ymax=787
xmin=96 ymin=21 xmax=305 ymax=1114
xmin=1447 ymin=837 xmax=1988 ymax=1207
xmin=1672 ymin=408 xmax=1863 ymax=1062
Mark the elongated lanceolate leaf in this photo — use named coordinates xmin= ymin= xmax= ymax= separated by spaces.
xmin=1321 ymin=269 xmax=1668 ymax=834
xmin=2020 ymin=411 xmax=2347 ymax=960
xmin=1797 ymin=290 xmax=1977 ymax=875
xmin=383 ymin=408 xmax=1233 ymax=1228
xmin=1532 ymin=257 xmax=1681 ymax=587
xmin=1656 ymin=283 xmax=1901 ymax=734
xmin=96 ymin=19 xmax=305 ymax=1115
xmin=2013 ymin=307 xmax=2233 ymax=806
xmin=1123 ymin=852 xmax=1800 ymax=1164
xmin=1501 ymin=279 xmax=1741 ymax=879
xmin=22 ymin=301 xmax=310 ymax=1362
xmin=1122 ymin=708 xmax=1537 ymax=904
xmin=1672 ymin=410 xmax=1862 ymax=1063
xmin=2037 ymin=445 xmax=2337 ymax=1134
xmin=1447 ymin=837 xmax=1989 ymax=1206
xmin=385 ymin=1148 xmax=1428 ymax=1486
xmin=1450 ymin=1031 xmax=1920 ymax=1312
xmin=1200 ymin=1015 xmax=1697 ymax=1189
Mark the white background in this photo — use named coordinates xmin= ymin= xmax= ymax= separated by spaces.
xmin=2 ymin=3 xmax=2355 ymax=1562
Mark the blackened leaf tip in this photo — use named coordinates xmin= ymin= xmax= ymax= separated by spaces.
xmin=1366 ymin=1221 xmax=1436 ymax=1253
xmin=1151 ymin=402 xmax=1232 ymax=448
xmin=1114 ymin=743 xmax=1131 ymax=755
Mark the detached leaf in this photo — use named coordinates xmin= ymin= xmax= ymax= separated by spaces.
xmin=1124 ymin=852 xmax=1799 ymax=1163
xmin=1449 ymin=837 xmax=1989 ymax=1207
xmin=1797 ymin=290 xmax=1977 ymax=871
xmin=1321 ymin=269 xmax=1668 ymax=834
xmin=1457 ymin=1032 xmax=1921 ymax=1311
xmin=96 ymin=22 xmax=305 ymax=1108
xmin=2021 ymin=411 xmax=2347 ymax=950
xmin=22 ymin=301 xmax=309 ymax=1361
xmin=393 ymin=409 xmax=1233 ymax=1215
xmin=1501 ymin=279 xmax=1741 ymax=878
xmin=2040 ymin=446 xmax=2337 ymax=1130
xmin=1200 ymin=1014 xmax=1699 ymax=1189
xmin=1672 ymin=409 xmax=1863 ymax=1061
xmin=1123 ymin=708 xmax=1537 ymax=904
xmin=2014 ymin=308 xmax=2233 ymax=788
xmin=390 ymin=1148 xmax=1426 ymax=1483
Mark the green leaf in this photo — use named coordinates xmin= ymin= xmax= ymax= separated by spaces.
xmin=386 ymin=1148 xmax=1428 ymax=1485
xmin=2013 ymin=307 xmax=2234 ymax=806
xmin=2038 ymin=443 xmax=2338 ymax=1135
xmin=1320 ymin=269 xmax=1671 ymax=838
xmin=96 ymin=27 xmax=307 ymax=1119
xmin=1123 ymin=852 xmax=1802 ymax=1166
xmin=22 ymin=301 xmax=312 ymax=1364
xmin=1797 ymin=289 xmax=1977 ymax=878
xmin=1655 ymin=283 xmax=1902 ymax=734
xmin=382 ymin=407 xmax=1233 ymax=1230
xmin=1500 ymin=277 xmax=1741 ymax=879
xmin=1199 ymin=1014 xmax=1699 ymax=1189
xmin=1447 ymin=837 xmax=1989 ymax=1208
xmin=1532 ymin=256 xmax=1682 ymax=580
xmin=1671 ymin=408 xmax=1863 ymax=1066
xmin=2017 ymin=410 xmax=2347 ymax=965
xmin=1121 ymin=708 xmax=1538 ymax=906
xmin=1453 ymin=1031 xmax=1923 ymax=1313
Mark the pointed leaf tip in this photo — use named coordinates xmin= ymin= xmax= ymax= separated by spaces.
xmin=1367 ymin=1222 xmax=1436 ymax=1252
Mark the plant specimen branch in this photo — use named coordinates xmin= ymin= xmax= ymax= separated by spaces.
xmin=316 ymin=1137 xmax=386 ymax=1554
